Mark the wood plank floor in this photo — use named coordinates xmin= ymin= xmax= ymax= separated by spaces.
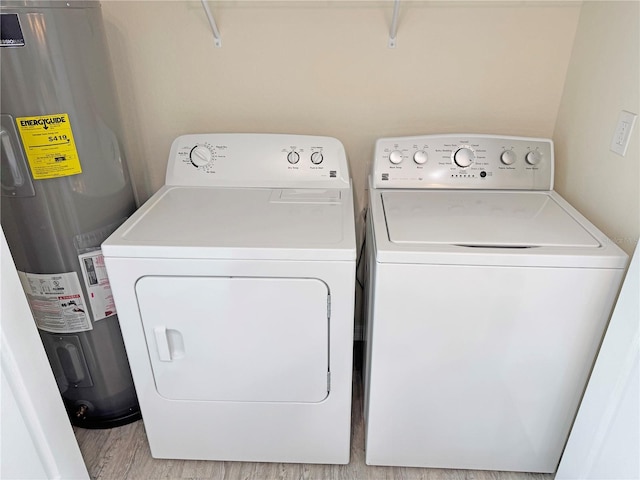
xmin=74 ymin=370 xmax=555 ymax=480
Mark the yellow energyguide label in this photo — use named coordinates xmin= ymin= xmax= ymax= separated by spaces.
xmin=16 ymin=113 xmax=82 ymax=179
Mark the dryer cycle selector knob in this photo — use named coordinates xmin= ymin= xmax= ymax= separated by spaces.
xmin=310 ymin=152 xmax=323 ymax=165
xmin=500 ymin=150 xmax=517 ymax=165
xmin=413 ymin=150 xmax=428 ymax=165
xmin=389 ymin=150 xmax=403 ymax=164
xmin=453 ymin=147 xmax=475 ymax=168
xmin=287 ymin=151 xmax=300 ymax=164
xmin=525 ymin=150 xmax=543 ymax=165
xmin=190 ymin=145 xmax=213 ymax=167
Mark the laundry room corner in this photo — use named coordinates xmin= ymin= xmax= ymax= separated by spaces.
xmin=553 ymin=0 xmax=640 ymax=256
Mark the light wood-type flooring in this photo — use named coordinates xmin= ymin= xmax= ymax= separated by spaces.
xmin=74 ymin=365 xmax=555 ymax=480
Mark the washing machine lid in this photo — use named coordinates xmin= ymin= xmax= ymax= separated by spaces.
xmin=370 ymin=189 xmax=628 ymax=268
xmin=382 ymin=190 xmax=599 ymax=248
xmin=103 ymin=185 xmax=356 ymax=261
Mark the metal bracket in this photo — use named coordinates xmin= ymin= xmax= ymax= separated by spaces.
xmin=388 ymin=0 xmax=400 ymax=48
xmin=201 ymin=0 xmax=222 ymax=48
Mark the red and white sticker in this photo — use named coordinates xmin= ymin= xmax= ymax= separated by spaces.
xmin=17 ymin=271 xmax=92 ymax=333
xmin=78 ymin=250 xmax=117 ymax=321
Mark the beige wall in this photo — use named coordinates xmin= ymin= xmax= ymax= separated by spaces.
xmin=101 ymin=0 xmax=580 ymax=216
xmin=553 ymin=1 xmax=639 ymax=256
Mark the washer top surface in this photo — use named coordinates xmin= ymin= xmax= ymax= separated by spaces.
xmin=383 ymin=190 xmax=599 ymax=248
xmin=368 ymin=134 xmax=627 ymax=268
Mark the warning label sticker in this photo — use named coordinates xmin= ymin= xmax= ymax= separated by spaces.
xmin=15 ymin=113 xmax=82 ymax=179
xmin=17 ymin=271 xmax=92 ymax=333
xmin=79 ymin=250 xmax=117 ymax=321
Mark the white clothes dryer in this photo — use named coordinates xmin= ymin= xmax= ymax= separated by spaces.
xmin=363 ymin=134 xmax=628 ymax=473
xmin=103 ymin=134 xmax=356 ymax=464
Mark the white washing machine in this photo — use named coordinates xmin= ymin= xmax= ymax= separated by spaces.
xmin=363 ymin=134 xmax=628 ymax=473
xmin=102 ymin=134 xmax=356 ymax=464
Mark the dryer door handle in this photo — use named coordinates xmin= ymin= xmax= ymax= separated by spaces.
xmin=154 ymin=326 xmax=172 ymax=362
xmin=153 ymin=326 xmax=185 ymax=362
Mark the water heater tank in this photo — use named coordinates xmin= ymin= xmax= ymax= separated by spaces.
xmin=1 ymin=0 xmax=140 ymax=427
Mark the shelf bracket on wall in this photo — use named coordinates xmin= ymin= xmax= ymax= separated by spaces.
xmin=201 ymin=0 xmax=222 ymax=48
xmin=388 ymin=0 xmax=400 ymax=48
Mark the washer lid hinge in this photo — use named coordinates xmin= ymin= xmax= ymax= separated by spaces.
xmin=327 ymin=294 xmax=331 ymax=318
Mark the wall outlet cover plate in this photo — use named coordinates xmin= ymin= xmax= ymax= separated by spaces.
xmin=610 ymin=110 xmax=637 ymax=157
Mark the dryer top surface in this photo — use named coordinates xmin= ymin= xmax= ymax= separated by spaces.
xmin=103 ymin=185 xmax=356 ymax=261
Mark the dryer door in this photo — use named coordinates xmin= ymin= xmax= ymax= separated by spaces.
xmin=135 ymin=276 xmax=329 ymax=403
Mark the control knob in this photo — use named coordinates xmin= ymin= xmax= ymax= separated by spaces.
xmin=413 ymin=150 xmax=428 ymax=165
xmin=389 ymin=150 xmax=403 ymax=165
xmin=525 ymin=150 xmax=543 ymax=165
xmin=453 ymin=147 xmax=475 ymax=168
xmin=190 ymin=145 xmax=212 ymax=167
xmin=500 ymin=150 xmax=517 ymax=165
xmin=310 ymin=152 xmax=323 ymax=165
xmin=287 ymin=151 xmax=300 ymax=164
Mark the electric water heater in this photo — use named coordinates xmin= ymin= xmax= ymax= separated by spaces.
xmin=1 ymin=1 xmax=140 ymax=427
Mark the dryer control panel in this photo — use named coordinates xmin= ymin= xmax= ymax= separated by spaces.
xmin=166 ymin=134 xmax=351 ymax=188
xmin=373 ymin=134 xmax=553 ymax=190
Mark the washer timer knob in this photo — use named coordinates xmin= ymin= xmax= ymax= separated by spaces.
xmin=500 ymin=150 xmax=517 ymax=165
xmin=389 ymin=150 xmax=403 ymax=165
xmin=190 ymin=145 xmax=213 ymax=167
xmin=453 ymin=147 xmax=475 ymax=168
xmin=525 ymin=150 xmax=543 ymax=165
xmin=413 ymin=150 xmax=428 ymax=164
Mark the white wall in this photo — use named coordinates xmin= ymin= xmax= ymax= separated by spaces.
xmin=553 ymin=1 xmax=639 ymax=256
xmin=552 ymin=7 xmax=639 ymax=476
xmin=555 ymin=245 xmax=639 ymax=480
xmin=101 ymin=0 xmax=581 ymax=214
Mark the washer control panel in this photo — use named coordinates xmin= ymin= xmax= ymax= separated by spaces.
xmin=373 ymin=134 xmax=553 ymax=190
xmin=166 ymin=133 xmax=349 ymax=188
